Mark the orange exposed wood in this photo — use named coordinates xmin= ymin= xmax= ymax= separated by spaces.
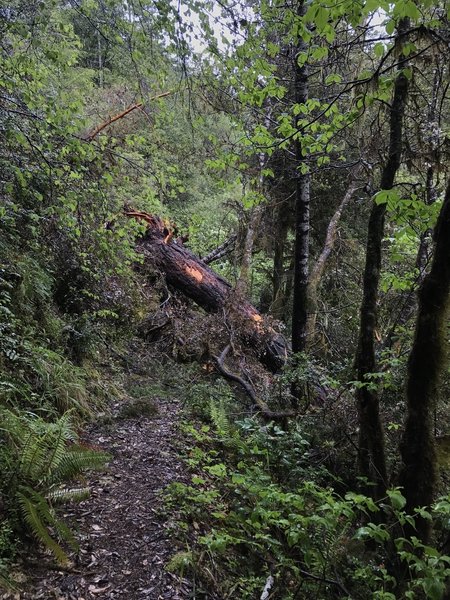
xmin=126 ymin=207 xmax=288 ymax=372
xmin=186 ymin=266 xmax=203 ymax=282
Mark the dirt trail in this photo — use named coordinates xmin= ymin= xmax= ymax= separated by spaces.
xmin=3 ymin=395 xmax=192 ymax=600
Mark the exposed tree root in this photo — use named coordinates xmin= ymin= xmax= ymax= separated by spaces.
xmin=214 ymin=345 xmax=295 ymax=420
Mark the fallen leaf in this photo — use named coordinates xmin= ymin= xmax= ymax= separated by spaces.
xmin=88 ymin=584 xmax=111 ymax=594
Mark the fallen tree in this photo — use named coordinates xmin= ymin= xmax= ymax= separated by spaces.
xmin=126 ymin=211 xmax=288 ymax=373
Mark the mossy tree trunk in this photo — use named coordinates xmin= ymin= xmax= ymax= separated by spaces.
xmin=291 ymin=0 xmax=310 ymax=405
xmin=355 ymin=20 xmax=410 ymax=500
xmin=291 ymin=58 xmax=309 ymax=355
xmin=384 ymin=65 xmax=440 ymax=349
xmin=399 ymin=179 xmax=450 ymax=544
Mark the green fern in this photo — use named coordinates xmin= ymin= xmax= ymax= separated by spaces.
xmin=17 ymin=486 xmax=73 ymax=564
xmin=49 ymin=448 xmax=108 ymax=484
xmin=209 ymin=399 xmax=231 ymax=438
xmin=47 ymin=486 xmax=90 ymax=504
xmin=0 ymin=409 xmax=109 ymax=563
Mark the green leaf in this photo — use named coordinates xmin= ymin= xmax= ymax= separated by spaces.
xmin=192 ymin=476 xmax=206 ymax=485
xmin=325 ymin=73 xmax=343 ymax=85
xmin=315 ymin=7 xmax=329 ymax=30
xmin=422 ymin=578 xmax=445 ymax=600
xmin=205 ymin=463 xmax=227 ymax=478
xmin=387 ymin=489 xmax=406 ymax=510
xmin=374 ymin=42 xmax=385 ymax=57
xmin=386 ymin=20 xmax=396 ymax=34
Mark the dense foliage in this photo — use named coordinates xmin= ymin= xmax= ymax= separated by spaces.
xmin=1 ymin=0 xmax=449 ymax=597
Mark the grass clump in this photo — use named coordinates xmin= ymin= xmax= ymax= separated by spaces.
xmin=118 ymin=398 xmax=159 ymax=420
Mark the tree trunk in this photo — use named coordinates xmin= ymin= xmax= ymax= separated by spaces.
xmin=291 ymin=1 xmax=310 ymax=359
xmin=271 ymin=206 xmax=290 ymax=320
xmin=399 ymin=179 xmax=450 ymax=544
xmin=290 ymin=0 xmax=310 ymax=406
xmin=306 ymin=180 xmax=359 ymax=349
xmin=384 ymin=64 xmax=440 ymax=349
xmin=129 ymin=213 xmax=287 ymax=372
xmin=236 ymin=205 xmax=263 ymax=298
xmin=355 ymin=20 xmax=410 ymax=500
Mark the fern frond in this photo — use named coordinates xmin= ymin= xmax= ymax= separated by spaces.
xmin=209 ymin=400 xmax=231 ymax=438
xmin=3 ymin=409 xmax=108 ymax=562
xmin=21 ymin=414 xmax=75 ymax=483
xmin=47 ymin=511 xmax=78 ymax=552
xmin=40 ymin=412 xmax=78 ymax=482
xmin=49 ymin=448 xmax=109 ymax=484
xmin=21 ymin=429 xmax=53 ymax=482
xmin=0 ymin=569 xmax=18 ymax=592
xmin=17 ymin=486 xmax=68 ymax=564
xmin=47 ymin=486 xmax=90 ymax=504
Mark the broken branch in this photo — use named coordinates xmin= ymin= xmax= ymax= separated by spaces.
xmin=202 ymin=234 xmax=237 ymax=265
xmin=84 ymin=90 xmax=173 ymax=140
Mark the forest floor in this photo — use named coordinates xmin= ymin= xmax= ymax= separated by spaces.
xmin=2 ymin=351 xmax=194 ymax=600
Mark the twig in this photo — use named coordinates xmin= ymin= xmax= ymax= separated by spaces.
xmin=293 ymin=568 xmax=352 ymax=598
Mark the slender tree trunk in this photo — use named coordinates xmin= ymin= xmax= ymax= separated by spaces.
xmin=97 ymin=29 xmax=103 ymax=88
xmin=399 ymin=179 xmax=450 ymax=544
xmin=236 ymin=205 xmax=262 ymax=298
xmin=271 ymin=209 xmax=290 ymax=320
xmin=306 ymin=180 xmax=359 ymax=348
xmin=291 ymin=0 xmax=310 ymax=407
xmin=290 ymin=1 xmax=310 ymax=406
xmin=305 ymin=18 xmax=370 ymax=351
xmin=355 ymin=20 xmax=410 ymax=499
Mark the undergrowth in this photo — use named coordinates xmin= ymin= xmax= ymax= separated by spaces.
xmin=0 ymin=248 xmax=120 ymax=584
xmin=165 ymin=399 xmax=450 ymax=599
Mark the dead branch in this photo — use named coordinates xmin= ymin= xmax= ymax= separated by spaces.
xmin=126 ymin=208 xmax=288 ymax=372
xmin=202 ymin=234 xmax=237 ymax=265
xmin=84 ymin=91 xmax=173 ymax=140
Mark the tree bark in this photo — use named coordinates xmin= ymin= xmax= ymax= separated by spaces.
xmin=290 ymin=0 xmax=310 ymax=406
xmin=399 ymin=179 xmax=450 ymax=544
xmin=291 ymin=0 xmax=310 ymax=359
xmin=306 ymin=180 xmax=359 ymax=348
xmin=236 ymin=205 xmax=263 ymax=298
xmin=128 ymin=212 xmax=287 ymax=372
xmin=355 ymin=20 xmax=410 ymax=500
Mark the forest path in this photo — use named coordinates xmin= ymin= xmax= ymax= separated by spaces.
xmin=4 ymin=384 xmax=192 ymax=600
